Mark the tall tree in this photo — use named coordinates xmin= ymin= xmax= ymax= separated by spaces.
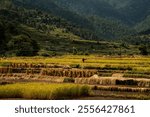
xmin=0 ymin=23 xmax=6 ymax=55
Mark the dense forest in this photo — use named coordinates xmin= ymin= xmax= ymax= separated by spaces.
xmin=0 ymin=0 xmax=150 ymax=56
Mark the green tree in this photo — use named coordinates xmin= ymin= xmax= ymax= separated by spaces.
xmin=7 ymin=35 xmax=40 ymax=56
xmin=139 ymin=45 xmax=148 ymax=55
xmin=0 ymin=23 xmax=6 ymax=55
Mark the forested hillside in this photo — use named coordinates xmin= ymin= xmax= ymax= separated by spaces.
xmin=12 ymin=0 xmax=135 ymax=39
xmin=54 ymin=0 xmax=150 ymax=29
xmin=0 ymin=0 xmax=150 ymax=56
xmin=0 ymin=0 xmax=98 ymax=56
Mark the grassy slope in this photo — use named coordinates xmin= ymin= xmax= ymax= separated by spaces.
xmin=21 ymin=25 xmax=133 ymax=55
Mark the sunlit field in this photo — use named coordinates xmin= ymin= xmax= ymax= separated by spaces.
xmin=1 ymin=55 xmax=150 ymax=70
xmin=0 ymin=83 xmax=90 ymax=99
xmin=0 ymin=55 xmax=150 ymax=100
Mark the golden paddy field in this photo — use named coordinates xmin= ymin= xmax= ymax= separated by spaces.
xmin=0 ymin=55 xmax=150 ymax=100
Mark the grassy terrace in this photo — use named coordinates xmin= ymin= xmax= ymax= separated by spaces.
xmin=0 ymin=55 xmax=150 ymax=79
xmin=0 ymin=55 xmax=150 ymax=100
xmin=0 ymin=83 xmax=90 ymax=99
xmin=0 ymin=55 xmax=150 ymax=71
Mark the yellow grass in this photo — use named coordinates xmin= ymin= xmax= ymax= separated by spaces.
xmin=0 ymin=83 xmax=90 ymax=99
xmin=1 ymin=55 xmax=150 ymax=71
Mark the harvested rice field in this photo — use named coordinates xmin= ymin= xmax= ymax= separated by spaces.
xmin=0 ymin=55 xmax=150 ymax=100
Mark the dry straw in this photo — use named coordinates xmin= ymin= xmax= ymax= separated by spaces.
xmin=75 ymin=77 xmax=150 ymax=88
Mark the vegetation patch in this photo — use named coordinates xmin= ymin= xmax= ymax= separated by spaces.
xmin=0 ymin=83 xmax=91 ymax=99
xmin=124 ymin=73 xmax=150 ymax=79
xmin=63 ymin=78 xmax=75 ymax=83
xmin=0 ymin=81 xmax=14 ymax=85
xmin=91 ymin=85 xmax=150 ymax=93
xmin=0 ymin=62 xmax=11 ymax=67
xmin=75 ymin=77 xmax=150 ymax=88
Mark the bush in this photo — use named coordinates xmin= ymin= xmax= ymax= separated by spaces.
xmin=116 ymin=79 xmax=138 ymax=85
xmin=63 ymin=78 xmax=75 ymax=83
xmin=70 ymin=64 xmax=81 ymax=68
xmin=139 ymin=45 xmax=148 ymax=55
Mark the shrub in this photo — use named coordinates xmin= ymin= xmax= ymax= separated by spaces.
xmin=63 ymin=78 xmax=75 ymax=83
xmin=70 ymin=64 xmax=81 ymax=68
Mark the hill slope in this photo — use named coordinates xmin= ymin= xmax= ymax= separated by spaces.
xmin=11 ymin=0 xmax=134 ymax=39
xmin=0 ymin=0 xmax=150 ymax=56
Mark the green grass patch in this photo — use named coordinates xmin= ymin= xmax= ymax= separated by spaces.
xmin=0 ymin=62 xmax=11 ymax=67
xmin=124 ymin=74 xmax=150 ymax=79
xmin=0 ymin=83 xmax=90 ymax=99
xmin=63 ymin=78 xmax=75 ymax=83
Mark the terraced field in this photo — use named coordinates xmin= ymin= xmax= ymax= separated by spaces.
xmin=0 ymin=55 xmax=150 ymax=99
